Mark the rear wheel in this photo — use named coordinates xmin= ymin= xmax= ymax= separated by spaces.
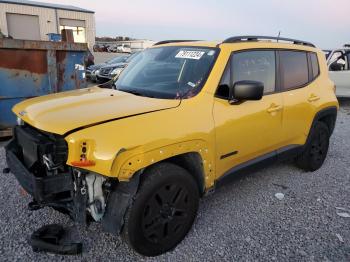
xmin=296 ymin=121 xmax=330 ymax=171
xmin=122 ymin=163 xmax=199 ymax=256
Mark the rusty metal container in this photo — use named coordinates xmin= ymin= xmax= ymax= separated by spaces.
xmin=0 ymin=39 xmax=88 ymax=135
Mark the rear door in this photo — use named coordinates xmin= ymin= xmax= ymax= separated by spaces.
xmin=279 ymin=50 xmax=319 ymax=146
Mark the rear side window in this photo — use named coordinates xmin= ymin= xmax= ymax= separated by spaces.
xmin=279 ymin=51 xmax=309 ymax=90
xmin=310 ymin=52 xmax=320 ymax=79
xmin=231 ymin=51 xmax=276 ymax=94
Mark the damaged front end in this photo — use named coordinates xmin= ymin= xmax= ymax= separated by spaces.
xmin=5 ymin=124 xmax=135 ymax=233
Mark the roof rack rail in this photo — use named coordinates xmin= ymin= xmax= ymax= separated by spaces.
xmin=222 ymin=35 xmax=315 ymax=47
xmin=153 ymin=40 xmax=200 ymax=46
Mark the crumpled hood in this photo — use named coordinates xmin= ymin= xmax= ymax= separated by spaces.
xmin=13 ymin=87 xmax=180 ymax=135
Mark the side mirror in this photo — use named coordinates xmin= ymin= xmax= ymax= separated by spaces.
xmin=229 ymin=81 xmax=264 ymax=103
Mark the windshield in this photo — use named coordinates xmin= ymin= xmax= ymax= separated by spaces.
xmin=115 ymin=46 xmax=218 ymax=99
xmin=126 ymin=52 xmax=141 ymax=63
xmin=107 ymin=55 xmax=129 ymax=64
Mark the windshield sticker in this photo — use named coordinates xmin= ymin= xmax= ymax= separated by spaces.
xmin=207 ymin=50 xmax=215 ymax=56
xmin=187 ymin=82 xmax=196 ymax=88
xmin=175 ymin=50 xmax=205 ymax=60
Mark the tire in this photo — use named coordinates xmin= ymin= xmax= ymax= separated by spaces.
xmin=296 ymin=121 xmax=330 ymax=171
xmin=122 ymin=162 xmax=199 ymax=256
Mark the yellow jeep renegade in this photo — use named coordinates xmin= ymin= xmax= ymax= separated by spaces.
xmin=6 ymin=36 xmax=338 ymax=256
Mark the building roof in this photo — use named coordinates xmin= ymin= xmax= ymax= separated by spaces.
xmin=0 ymin=0 xmax=94 ymax=13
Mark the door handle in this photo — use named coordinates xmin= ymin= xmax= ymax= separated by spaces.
xmin=308 ymin=94 xmax=320 ymax=102
xmin=267 ymin=104 xmax=283 ymax=113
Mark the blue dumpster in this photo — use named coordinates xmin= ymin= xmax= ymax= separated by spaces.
xmin=0 ymin=39 xmax=88 ymax=136
xmin=47 ymin=33 xmax=62 ymax=42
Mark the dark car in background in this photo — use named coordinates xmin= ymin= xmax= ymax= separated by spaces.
xmin=86 ymin=55 xmax=130 ymax=82
xmin=96 ymin=52 xmax=141 ymax=83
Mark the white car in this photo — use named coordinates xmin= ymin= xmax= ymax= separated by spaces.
xmin=116 ymin=44 xmax=131 ymax=53
xmin=325 ymin=45 xmax=350 ymax=97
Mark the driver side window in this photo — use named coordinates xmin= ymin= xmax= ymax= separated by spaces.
xmin=216 ymin=50 xmax=276 ymax=99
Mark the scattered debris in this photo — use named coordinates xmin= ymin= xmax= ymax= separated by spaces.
xmin=275 ymin=193 xmax=285 ymax=200
xmin=336 ymin=212 xmax=350 ymax=218
xmin=29 ymin=224 xmax=82 ymax=255
xmin=272 ymin=183 xmax=289 ymax=190
xmin=336 ymin=233 xmax=344 ymax=243
xmin=2 ymin=167 xmax=10 ymax=174
xmin=335 ymin=207 xmax=350 ymax=218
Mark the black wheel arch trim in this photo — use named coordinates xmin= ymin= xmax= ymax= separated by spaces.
xmin=309 ymin=106 xmax=337 ymax=137
xmin=101 ymin=171 xmax=141 ymax=235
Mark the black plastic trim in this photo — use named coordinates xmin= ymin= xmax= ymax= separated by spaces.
xmin=215 ymin=144 xmax=302 ymax=188
xmin=309 ymin=106 xmax=338 ymax=136
xmin=102 ymin=171 xmax=141 ymax=235
xmin=6 ymin=145 xmax=73 ymax=203
xmin=216 ymin=150 xmax=277 ymax=188
xmin=220 ymin=151 xmax=238 ymax=160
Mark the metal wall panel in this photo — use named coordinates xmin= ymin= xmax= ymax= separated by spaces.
xmin=59 ymin=18 xmax=85 ymax=27
xmin=6 ymin=13 xmax=40 ymax=40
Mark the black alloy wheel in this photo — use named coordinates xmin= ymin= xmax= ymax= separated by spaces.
xmin=122 ymin=162 xmax=199 ymax=256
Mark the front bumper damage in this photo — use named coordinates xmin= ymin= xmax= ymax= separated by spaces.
xmin=6 ymin=144 xmax=73 ymax=204
xmin=5 ymin=125 xmax=140 ymax=235
xmin=5 ymin=126 xmax=85 ymax=221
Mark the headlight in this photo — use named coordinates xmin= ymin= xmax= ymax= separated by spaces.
xmin=111 ymin=67 xmax=123 ymax=76
xmin=17 ymin=117 xmax=24 ymax=126
xmin=94 ymin=70 xmax=100 ymax=75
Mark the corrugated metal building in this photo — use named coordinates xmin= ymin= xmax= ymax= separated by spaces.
xmin=0 ymin=0 xmax=95 ymax=48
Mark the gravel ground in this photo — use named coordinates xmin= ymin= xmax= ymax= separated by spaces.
xmin=0 ymin=101 xmax=349 ymax=261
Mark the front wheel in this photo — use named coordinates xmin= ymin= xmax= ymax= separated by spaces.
xmin=122 ymin=163 xmax=199 ymax=256
xmin=296 ymin=121 xmax=330 ymax=171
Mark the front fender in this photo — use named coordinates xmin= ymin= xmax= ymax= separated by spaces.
xmin=110 ymin=139 xmax=215 ymax=188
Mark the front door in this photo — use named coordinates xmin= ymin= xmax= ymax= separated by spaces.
xmin=213 ymin=50 xmax=284 ymax=178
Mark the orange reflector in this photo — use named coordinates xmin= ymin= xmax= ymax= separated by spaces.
xmin=71 ymin=160 xmax=96 ymax=167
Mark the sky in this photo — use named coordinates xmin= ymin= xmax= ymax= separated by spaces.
xmin=42 ymin=0 xmax=349 ymax=49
